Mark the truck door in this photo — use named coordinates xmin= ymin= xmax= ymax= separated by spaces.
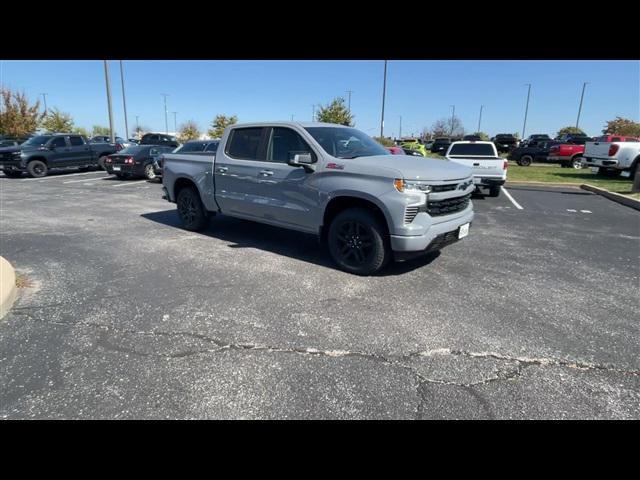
xmin=68 ymin=135 xmax=91 ymax=166
xmin=47 ymin=136 xmax=73 ymax=168
xmin=253 ymin=127 xmax=319 ymax=232
xmin=213 ymin=127 xmax=269 ymax=220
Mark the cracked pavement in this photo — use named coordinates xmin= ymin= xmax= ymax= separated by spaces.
xmin=0 ymin=173 xmax=639 ymax=419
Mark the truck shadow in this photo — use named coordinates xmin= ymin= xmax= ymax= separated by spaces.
xmin=141 ymin=210 xmax=440 ymax=276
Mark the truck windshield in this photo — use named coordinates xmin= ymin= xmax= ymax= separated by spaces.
xmin=304 ymin=127 xmax=389 ymax=159
xmin=448 ymin=143 xmax=496 ymax=156
xmin=21 ymin=136 xmax=50 ymax=146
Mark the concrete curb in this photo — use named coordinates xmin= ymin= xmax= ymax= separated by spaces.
xmin=580 ymin=184 xmax=640 ymax=211
xmin=0 ymin=256 xmax=18 ymax=320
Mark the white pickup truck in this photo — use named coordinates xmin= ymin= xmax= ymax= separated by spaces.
xmin=583 ymin=135 xmax=640 ymax=177
xmin=445 ymin=141 xmax=508 ymax=197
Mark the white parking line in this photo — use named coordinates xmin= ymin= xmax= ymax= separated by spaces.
xmin=567 ymin=209 xmax=577 ymax=212
xmin=580 ymin=210 xmax=592 ymax=214
xmin=64 ymin=175 xmax=110 ymax=184
xmin=20 ymin=171 xmax=106 ymax=181
xmin=501 ymin=187 xmax=523 ymax=210
xmin=110 ymin=180 xmax=148 ymax=187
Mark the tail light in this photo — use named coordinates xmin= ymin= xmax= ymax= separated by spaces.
xmin=608 ymin=144 xmax=619 ymax=156
xmin=124 ymin=157 xmax=134 ymax=164
xmin=503 ymin=160 xmax=508 ymax=170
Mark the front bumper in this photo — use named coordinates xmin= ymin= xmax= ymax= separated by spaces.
xmin=390 ymin=205 xmax=474 ymax=253
xmin=0 ymin=158 xmax=24 ymax=171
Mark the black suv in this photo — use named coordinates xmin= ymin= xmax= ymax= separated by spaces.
xmin=491 ymin=134 xmax=519 ymax=153
xmin=140 ymin=133 xmax=180 ymax=148
xmin=430 ymin=137 xmax=452 ymax=154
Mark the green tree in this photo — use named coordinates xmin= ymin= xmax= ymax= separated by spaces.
xmin=471 ymin=131 xmax=490 ymax=140
xmin=373 ymin=136 xmax=394 ymax=147
xmin=602 ymin=117 xmax=640 ymax=137
xmin=557 ymin=126 xmax=586 ymax=137
xmin=178 ymin=120 xmax=201 ymax=143
xmin=92 ymin=125 xmax=112 ymax=136
xmin=73 ymin=127 xmax=90 ymax=137
xmin=41 ymin=108 xmax=74 ymax=133
xmin=316 ymin=97 xmax=354 ymax=126
xmin=0 ymin=88 xmax=42 ymax=138
xmin=208 ymin=114 xmax=238 ymax=139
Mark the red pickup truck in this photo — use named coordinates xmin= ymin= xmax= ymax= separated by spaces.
xmin=548 ymin=134 xmax=593 ymax=169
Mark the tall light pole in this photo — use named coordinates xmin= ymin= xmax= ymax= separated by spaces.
xmin=161 ymin=93 xmax=169 ymax=134
xmin=172 ymin=112 xmax=178 ymax=133
xmin=103 ymin=61 xmax=115 ymax=144
xmin=312 ymin=105 xmax=315 ymax=122
xmin=522 ymin=83 xmax=531 ymax=140
xmin=399 ymin=116 xmax=402 ymax=139
xmin=119 ymin=61 xmax=129 ymax=140
xmin=380 ymin=60 xmax=388 ymax=138
xmin=40 ymin=93 xmax=48 ymax=116
xmin=576 ymin=82 xmax=589 ymax=129
xmin=135 ymin=115 xmax=140 ymax=138
xmin=478 ymin=105 xmax=484 ymax=133
xmin=450 ymin=105 xmax=456 ymax=136
xmin=346 ymin=90 xmax=353 ymax=113
xmin=291 ymin=114 xmax=295 ymax=121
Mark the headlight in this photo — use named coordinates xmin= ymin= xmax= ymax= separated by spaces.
xmin=394 ymin=179 xmax=432 ymax=193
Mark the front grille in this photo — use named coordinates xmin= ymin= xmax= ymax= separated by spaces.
xmin=431 ymin=183 xmax=457 ymax=192
xmin=427 ymin=193 xmax=471 ymax=217
xmin=404 ymin=206 xmax=420 ymax=224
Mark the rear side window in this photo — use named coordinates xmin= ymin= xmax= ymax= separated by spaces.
xmin=69 ymin=136 xmax=84 ymax=146
xmin=205 ymin=142 xmax=219 ymax=152
xmin=226 ymin=128 xmax=264 ymax=160
xmin=448 ymin=143 xmax=496 ymax=156
xmin=178 ymin=142 xmax=206 ymax=153
xmin=50 ymin=137 xmax=67 ymax=148
xmin=267 ymin=127 xmax=313 ymax=163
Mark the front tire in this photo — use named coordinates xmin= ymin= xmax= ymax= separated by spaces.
xmin=177 ymin=187 xmax=208 ymax=231
xmin=328 ymin=207 xmax=390 ymax=276
xmin=27 ymin=160 xmax=48 ymax=178
xmin=144 ymin=163 xmax=157 ymax=180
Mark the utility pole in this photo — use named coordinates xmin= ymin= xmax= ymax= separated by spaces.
xmin=478 ymin=105 xmax=484 ymax=133
xmin=40 ymin=93 xmax=48 ymax=116
xmin=346 ymin=90 xmax=353 ymax=113
xmin=291 ymin=114 xmax=294 ymax=121
xmin=399 ymin=116 xmax=402 ymax=139
xmin=450 ymin=105 xmax=455 ymax=136
xmin=119 ymin=61 xmax=129 ymax=140
xmin=172 ymin=112 xmax=178 ymax=133
xmin=522 ymin=83 xmax=531 ymax=140
xmin=312 ymin=105 xmax=315 ymax=122
xmin=103 ymin=61 xmax=115 ymax=144
xmin=576 ymin=82 xmax=589 ymax=129
xmin=380 ymin=60 xmax=388 ymax=138
xmin=135 ymin=115 xmax=140 ymax=138
xmin=161 ymin=94 xmax=169 ymax=134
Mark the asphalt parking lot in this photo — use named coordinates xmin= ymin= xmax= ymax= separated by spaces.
xmin=0 ymin=169 xmax=639 ymax=419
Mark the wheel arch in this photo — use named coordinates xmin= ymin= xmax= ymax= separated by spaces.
xmin=321 ymin=195 xmax=391 ymax=243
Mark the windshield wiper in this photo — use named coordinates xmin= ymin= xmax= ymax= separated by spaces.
xmin=337 ymin=155 xmax=362 ymax=159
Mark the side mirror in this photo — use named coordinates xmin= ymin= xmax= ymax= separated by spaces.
xmin=287 ymin=153 xmax=315 ymax=171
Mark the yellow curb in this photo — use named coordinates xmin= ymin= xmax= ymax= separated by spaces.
xmin=0 ymin=256 xmax=18 ymax=320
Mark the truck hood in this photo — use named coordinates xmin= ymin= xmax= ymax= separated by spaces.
xmin=348 ymin=154 xmax=473 ymax=181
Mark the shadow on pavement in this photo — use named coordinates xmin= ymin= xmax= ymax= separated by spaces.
xmin=141 ymin=209 xmax=440 ymax=276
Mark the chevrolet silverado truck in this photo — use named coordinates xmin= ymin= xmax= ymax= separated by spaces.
xmin=583 ymin=135 xmax=640 ymax=177
xmin=0 ymin=133 xmax=117 ymax=178
xmin=445 ymin=141 xmax=507 ymax=197
xmin=162 ymin=122 xmax=475 ymax=275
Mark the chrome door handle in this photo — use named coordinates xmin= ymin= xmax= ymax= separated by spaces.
xmin=216 ymin=167 xmax=228 ymax=173
xmin=259 ymin=170 xmax=274 ymax=176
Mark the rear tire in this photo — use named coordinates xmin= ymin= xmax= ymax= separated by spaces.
xmin=328 ymin=207 xmax=390 ymax=276
xmin=144 ymin=163 xmax=156 ymax=180
xmin=27 ymin=160 xmax=48 ymax=178
xmin=518 ymin=155 xmax=533 ymax=167
xmin=489 ymin=186 xmax=501 ymax=197
xmin=572 ymin=156 xmax=584 ymax=169
xmin=177 ymin=187 xmax=208 ymax=231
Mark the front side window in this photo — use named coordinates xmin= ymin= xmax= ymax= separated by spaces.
xmin=226 ymin=128 xmax=264 ymax=160
xmin=267 ymin=128 xmax=313 ymax=163
xmin=50 ymin=137 xmax=67 ymax=148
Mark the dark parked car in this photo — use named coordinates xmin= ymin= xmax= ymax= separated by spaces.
xmin=522 ymin=134 xmax=552 ymax=147
xmin=430 ymin=137 xmax=452 ymax=154
xmin=140 ymin=133 xmax=180 ymax=148
xmin=491 ymin=134 xmax=519 ymax=153
xmin=104 ymin=145 xmax=174 ymax=180
xmin=105 ymin=145 xmax=174 ymax=180
xmin=463 ymin=134 xmax=482 ymax=141
xmin=153 ymin=140 xmax=219 ymax=177
xmin=0 ymin=134 xmax=117 ymax=178
xmin=508 ymin=141 xmax=559 ymax=166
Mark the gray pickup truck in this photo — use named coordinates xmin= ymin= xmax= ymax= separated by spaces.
xmin=162 ymin=122 xmax=475 ymax=275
